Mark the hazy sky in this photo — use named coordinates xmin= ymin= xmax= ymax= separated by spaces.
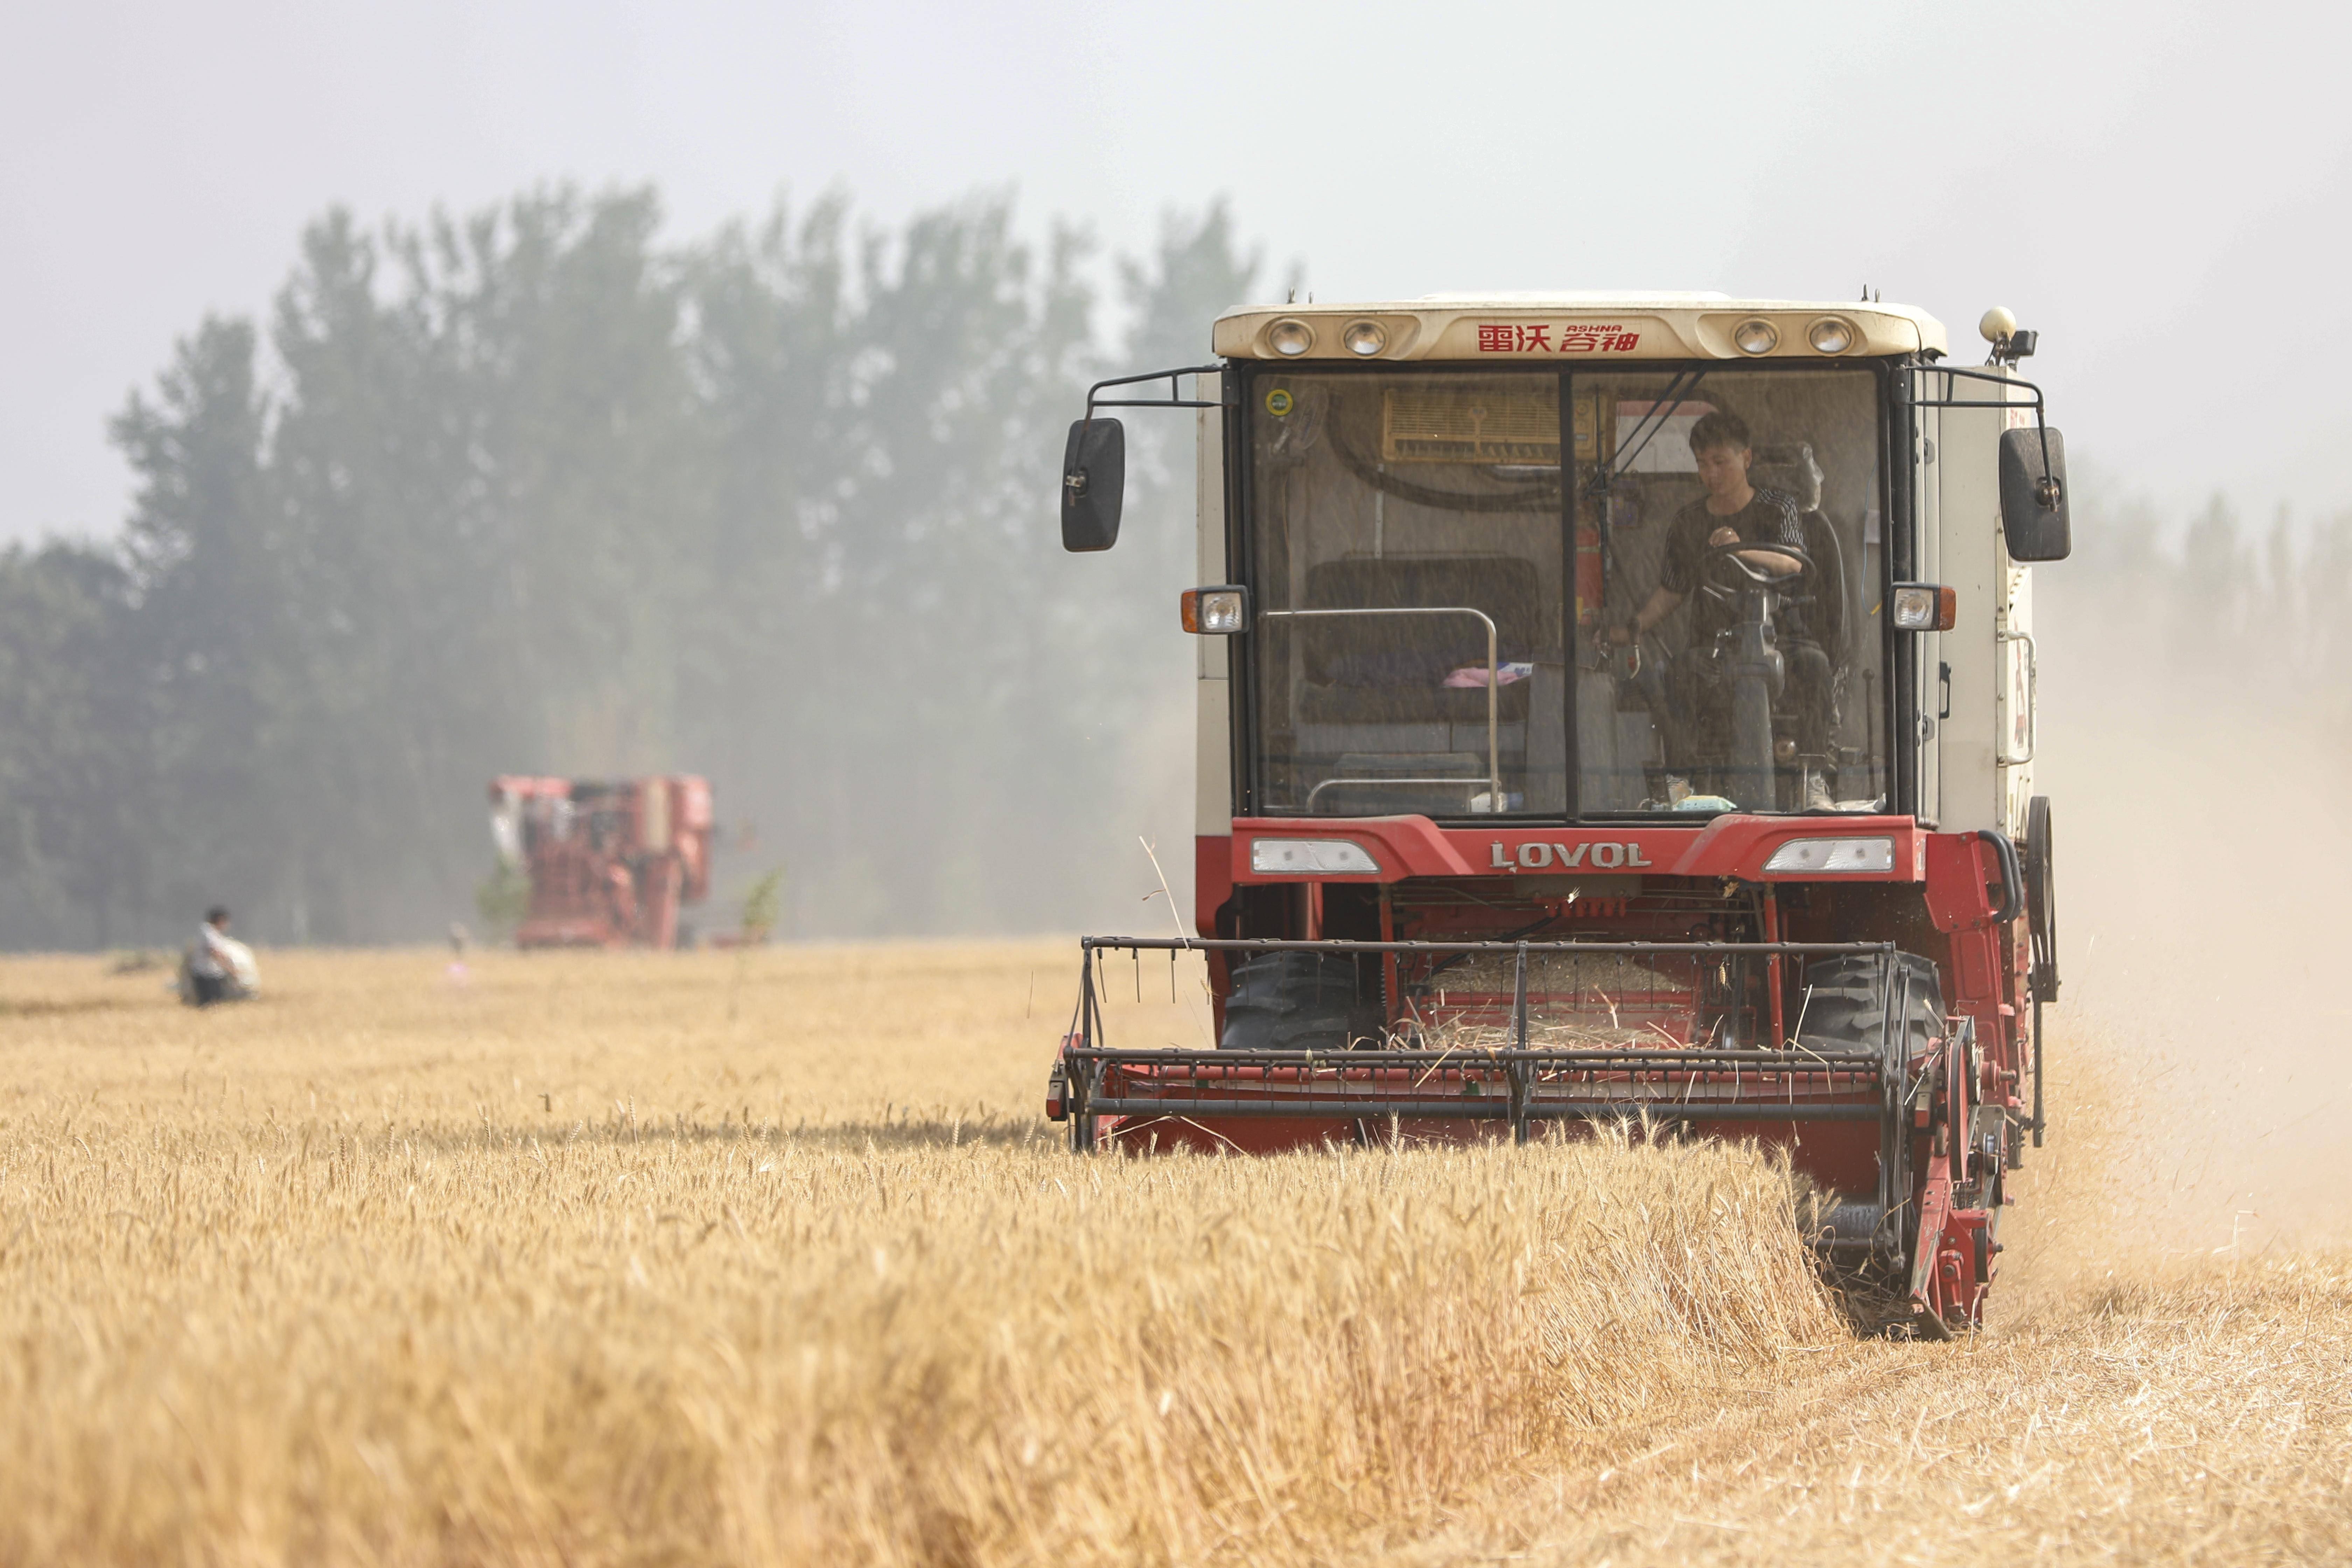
xmin=6 ymin=0 xmax=2346 ymax=545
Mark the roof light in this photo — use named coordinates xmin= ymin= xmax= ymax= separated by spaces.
xmin=1732 ymin=318 xmax=1779 ymax=355
xmin=1762 ymin=837 xmax=1895 ymax=874
xmin=1807 ymin=316 xmax=1856 ymax=354
xmin=1342 ymin=320 xmax=1387 ymax=356
xmin=1250 ymin=838 xmax=1381 ymax=876
xmin=1267 ymin=318 xmax=1315 ymax=356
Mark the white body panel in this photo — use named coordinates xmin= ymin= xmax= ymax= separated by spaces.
xmin=1913 ymin=398 xmax=1943 ymax=823
xmin=1195 ymin=374 xmax=1232 ymax=836
xmin=1913 ymin=364 xmax=2036 ymax=838
xmin=1932 ymin=376 xmax=2006 ymax=833
xmin=1996 ymin=403 xmax=2037 ymax=839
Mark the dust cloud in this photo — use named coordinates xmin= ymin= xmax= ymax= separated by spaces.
xmin=2032 ymin=597 xmax=2352 ymax=1259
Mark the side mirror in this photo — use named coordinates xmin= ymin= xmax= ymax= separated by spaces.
xmin=1998 ymin=427 xmax=2071 ymax=562
xmin=1060 ymin=418 xmax=1126 ymax=552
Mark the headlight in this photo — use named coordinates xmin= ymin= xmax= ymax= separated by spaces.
xmin=1342 ymin=320 xmax=1387 ymax=356
xmin=1762 ymin=837 xmax=1895 ymax=874
xmin=1180 ymin=586 xmax=1250 ymax=634
xmin=1250 ymin=838 xmax=1381 ymax=876
xmin=1807 ymin=316 xmax=1856 ymax=354
xmin=1266 ymin=318 xmax=1315 ymax=356
xmin=1732 ymin=318 xmax=1779 ymax=355
xmin=1890 ymin=583 xmax=1956 ymax=631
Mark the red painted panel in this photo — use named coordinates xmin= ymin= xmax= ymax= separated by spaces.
xmin=1194 ymin=835 xmax=1233 ymax=939
xmin=1924 ymin=833 xmax=1997 ymax=931
xmin=1227 ymin=814 xmax=1925 ymax=885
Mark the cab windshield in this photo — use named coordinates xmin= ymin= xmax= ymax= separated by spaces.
xmin=1246 ymin=367 xmax=1886 ymax=817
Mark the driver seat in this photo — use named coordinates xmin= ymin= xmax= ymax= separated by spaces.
xmin=1750 ymin=442 xmax=1850 ymax=687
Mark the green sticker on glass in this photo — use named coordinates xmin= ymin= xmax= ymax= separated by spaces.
xmin=1265 ymin=388 xmax=1294 ymax=416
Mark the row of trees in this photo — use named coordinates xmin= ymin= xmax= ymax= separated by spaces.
xmin=2044 ymin=482 xmax=2352 ymax=712
xmin=0 ymin=189 xmax=1254 ymax=946
xmin=0 ymin=182 xmax=2337 ymax=949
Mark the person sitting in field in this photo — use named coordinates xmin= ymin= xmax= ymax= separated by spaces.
xmin=181 ymin=905 xmax=260 ymax=1006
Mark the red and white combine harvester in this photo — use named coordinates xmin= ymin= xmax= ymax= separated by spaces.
xmin=487 ymin=776 xmax=713 ymax=949
xmin=1045 ymin=296 xmax=2067 ymax=1334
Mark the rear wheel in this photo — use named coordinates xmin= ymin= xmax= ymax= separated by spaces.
xmin=1220 ymin=953 xmax=1386 ymax=1051
xmin=2024 ymin=795 xmax=2058 ymax=1001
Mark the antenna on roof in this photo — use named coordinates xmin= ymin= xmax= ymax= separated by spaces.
xmin=1288 ymin=287 xmax=1297 ymax=304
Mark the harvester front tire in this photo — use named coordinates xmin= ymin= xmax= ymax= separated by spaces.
xmin=1795 ymin=951 xmax=1945 ymax=1059
xmin=1797 ymin=950 xmax=1949 ymax=1324
xmin=1220 ymin=953 xmax=1385 ymax=1052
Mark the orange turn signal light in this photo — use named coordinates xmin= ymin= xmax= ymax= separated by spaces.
xmin=1180 ymin=586 xmax=1250 ymax=635
xmin=1891 ymin=584 xmax=1957 ymax=632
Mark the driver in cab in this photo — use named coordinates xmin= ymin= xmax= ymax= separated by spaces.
xmin=1604 ymin=408 xmax=1826 ymax=803
xmin=1611 ymin=408 xmax=1805 ymax=644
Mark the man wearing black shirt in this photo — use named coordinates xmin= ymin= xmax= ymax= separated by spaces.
xmin=1617 ymin=409 xmax=1806 ymax=642
xmin=1605 ymin=409 xmax=1827 ymax=800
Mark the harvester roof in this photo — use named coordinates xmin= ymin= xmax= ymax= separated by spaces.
xmin=1211 ymin=292 xmax=1945 ymax=363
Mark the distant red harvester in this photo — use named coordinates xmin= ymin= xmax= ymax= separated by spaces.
xmin=488 ymin=776 xmax=713 ymax=949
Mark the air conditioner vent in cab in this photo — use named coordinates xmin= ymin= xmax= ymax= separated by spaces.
xmin=1381 ymin=386 xmax=1560 ymax=464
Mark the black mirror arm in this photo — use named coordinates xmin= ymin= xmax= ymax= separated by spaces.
xmin=1078 ymin=363 xmax=1224 ymax=430
xmin=1065 ymin=365 xmax=1225 ymax=505
xmin=1902 ymin=365 xmax=2061 ymax=508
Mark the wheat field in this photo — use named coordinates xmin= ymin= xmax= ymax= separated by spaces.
xmin=0 ymin=943 xmax=2345 ymax=1566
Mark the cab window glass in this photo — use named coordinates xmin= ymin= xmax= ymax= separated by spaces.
xmin=1249 ymin=373 xmax=1567 ymax=817
xmin=1574 ymin=370 xmax=1885 ymax=813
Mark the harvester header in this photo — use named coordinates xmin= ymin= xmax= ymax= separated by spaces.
xmin=1046 ymin=290 xmax=2067 ymax=1335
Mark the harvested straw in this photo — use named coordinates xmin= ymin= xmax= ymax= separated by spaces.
xmin=1427 ymin=949 xmax=1685 ymax=998
xmin=1413 ymin=949 xmax=1695 ymax=1050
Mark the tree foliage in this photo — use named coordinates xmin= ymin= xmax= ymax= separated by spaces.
xmin=0 ymin=187 xmax=1255 ymax=946
xmin=42 ymin=186 xmax=2330 ymax=953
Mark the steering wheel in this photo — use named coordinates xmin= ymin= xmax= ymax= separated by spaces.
xmin=1700 ymin=537 xmax=1814 ymax=601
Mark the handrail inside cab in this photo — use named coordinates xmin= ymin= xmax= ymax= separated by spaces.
xmin=1262 ymin=604 xmax=1501 ymax=807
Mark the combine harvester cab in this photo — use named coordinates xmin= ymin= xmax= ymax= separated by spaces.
xmin=488 ymin=775 xmax=714 ymax=948
xmin=1044 ymin=295 xmax=2070 ymax=1335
